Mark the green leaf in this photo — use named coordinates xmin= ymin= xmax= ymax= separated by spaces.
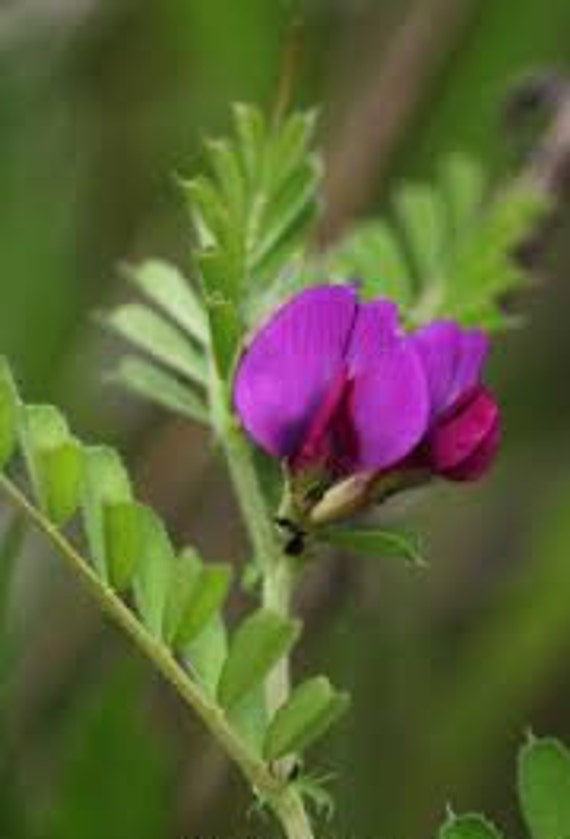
xmin=444 ymin=183 xmax=549 ymax=320
xmin=266 ymin=110 xmax=319 ymax=195
xmin=164 ymin=548 xmax=231 ymax=648
xmin=228 ymin=683 xmax=268 ymax=755
xmin=394 ymin=182 xmax=446 ymax=286
xmin=437 ymin=813 xmax=503 ymax=839
xmin=111 ymin=356 xmax=209 ymax=425
xmin=105 ymin=304 xmax=208 ymax=387
xmin=440 ymin=153 xmax=486 ymax=239
xmin=0 ymin=359 xmax=19 ymax=468
xmin=252 ymin=158 xmax=319 ymax=278
xmin=20 ymin=405 xmax=70 ymax=510
xmin=218 ymin=609 xmax=301 ymax=710
xmin=323 ymin=526 xmax=423 ymax=566
xmin=205 ymin=138 xmax=247 ymax=220
xmin=124 ymin=259 xmax=209 ymax=345
xmin=185 ymin=612 xmax=228 ymax=698
xmin=232 ymin=102 xmax=266 ymax=184
xmin=327 ymin=220 xmax=413 ymax=305
xmin=169 ymin=563 xmax=232 ymax=649
xmin=132 ymin=506 xmax=175 ymax=639
xmin=104 ymin=501 xmax=145 ymax=591
xmin=186 ymin=176 xmax=243 ymax=267
xmin=263 ymin=676 xmax=350 ymax=761
xmin=518 ymin=736 xmax=570 ymax=839
xmin=39 ymin=439 xmax=84 ymax=525
xmin=196 ymin=251 xmax=242 ymax=376
xmin=81 ymin=446 xmax=132 ymax=580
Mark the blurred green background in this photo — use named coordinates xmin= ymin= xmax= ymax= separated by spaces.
xmin=0 ymin=1 xmax=569 ymax=837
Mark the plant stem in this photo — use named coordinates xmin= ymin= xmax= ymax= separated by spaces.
xmin=218 ymin=408 xmax=314 ymax=838
xmin=0 ymin=474 xmax=278 ymax=800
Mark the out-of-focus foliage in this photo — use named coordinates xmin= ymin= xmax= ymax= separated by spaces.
xmin=0 ymin=0 xmax=568 ymax=837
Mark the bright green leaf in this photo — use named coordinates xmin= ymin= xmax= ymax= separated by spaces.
xmin=81 ymin=446 xmax=132 ymax=580
xmin=437 ymin=813 xmax=503 ymax=839
xmin=518 ymin=736 xmax=570 ymax=839
xmin=20 ymin=405 xmax=70 ymax=510
xmin=39 ymin=439 xmax=84 ymax=525
xmin=323 ymin=526 xmax=423 ymax=566
xmin=104 ymin=501 xmax=145 ymax=591
xmin=218 ymin=609 xmax=301 ymax=710
xmin=105 ymin=304 xmax=208 ymax=386
xmin=124 ymin=259 xmax=209 ymax=345
xmin=206 ymin=138 xmax=246 ymax=220
xmin=133 ymin=506 xmax=175 ymax=639
xmin=328 ymin=220 xmax=413 ymax=305
xmin=232 ymin=102 xmax=266 ymax=184
xmin=111 ymin=356 xmax=209 ymax=425
xmin=185 ymin=613 xmax=228 ymax=698
xmin=394 ymin=182 xmax=446 ymax=287
xmin=169 ymin=561 xmax=232 ymax=649
xmin=228 ymin=683 xmax=268 ymax=755
xmin=440 ymin=153 xmax=486 ymax=240
xmin=263 ymin=676 xmax=350 ymax=761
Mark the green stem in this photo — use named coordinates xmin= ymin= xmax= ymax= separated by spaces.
xmin=0 ymin=474 xmax=278 ymax=800
xmin=1 ymin=470 xmax=314 ymax=839
xmin=217 ymin=403 xmax=314 ymax=838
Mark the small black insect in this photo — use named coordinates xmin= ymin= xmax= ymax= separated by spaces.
xmin=275 ymin=516 xmax=307 ymax=556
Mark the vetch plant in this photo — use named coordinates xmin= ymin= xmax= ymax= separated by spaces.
xmin=0 ymin=96 xmax=563 ymax=839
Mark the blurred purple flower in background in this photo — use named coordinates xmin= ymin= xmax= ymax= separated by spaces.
xmin=234 ymin=285 xmax=500 ymax=487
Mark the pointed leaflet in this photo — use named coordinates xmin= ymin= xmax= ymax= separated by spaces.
xmin=518 ymin=736 xmax=570 ymax=839
xmin=263 ymin=676 xmax=350 ymax=761
xmin=164 ymin=549 xmax=232 ymax=649
xmin=81 ymin=446 xmax=132 ymax=580
xmin=437 ymin=814 xmax=503 ymax=839
xmin=104 ymin=500 xmax=146 ymax=591
xmin=327 ymin=220 xmax=413 ymax=306
xmin=133 ymin=505 xmax=175 ymax=640
xmin=323 ymin=526 xmax=423 ymax=566
xmin=234 ymin=285 xmax=357 ymax=458
xmin=38 ymin=439 xmax=84 ymax=526
xmin=19 ymin=405 xmax=84 ymax=523
xmin=124 ymin=259 xmax=209 ymax=345
xmin=105 ymin=304 xmax=208 ymax=387
xmin=217 ymin=609 xmax=301 ymax=710
xmin=185 ymin=613 xmax=228 ymax=699
xmin=394 ymin=182 xmax=446 ymax=287
xmin=440 ymin=153 xmax=486 ymax=240
xmin=111 ymin=356 xmax=209 ymax=425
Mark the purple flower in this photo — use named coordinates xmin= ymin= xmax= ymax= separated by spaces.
xmin=234 ymin=285 xmax=500 ymax=486
xmin=411 ymin=322 xmax=501 ymax=481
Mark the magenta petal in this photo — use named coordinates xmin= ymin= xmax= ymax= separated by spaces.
xmin=234 ymin=285 xmax=357 ymax=457
xmin=429 ymin=387 xmax=499 ymax=477
xmin=347 ymin=301 xmax=430 ymax=470
xmin=445 ymin=413 xmax=501 ymax=481
xmin=413 ymin=321 xmax=489 ymax=419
